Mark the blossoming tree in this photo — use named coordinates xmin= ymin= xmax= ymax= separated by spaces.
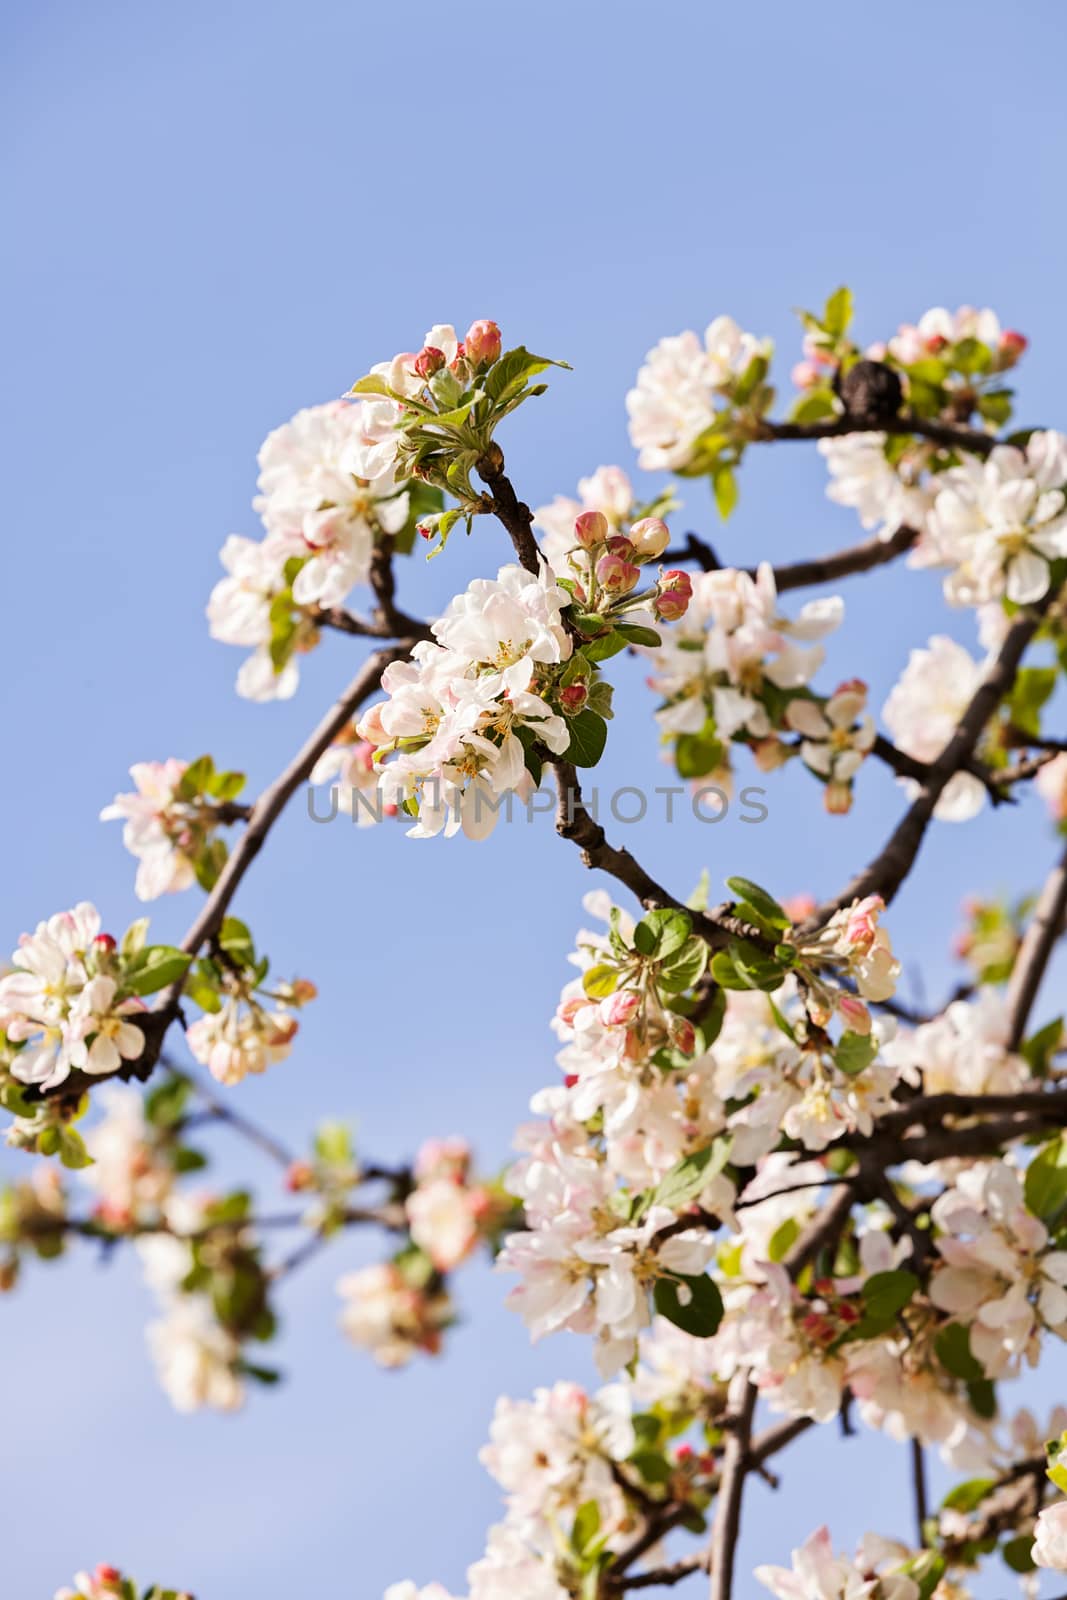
xmin=13 ymin=300 xmax=1067 ymax=1600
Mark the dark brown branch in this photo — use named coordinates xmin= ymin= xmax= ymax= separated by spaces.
xmin=665 ymin=523 xmax=919 ymax=592
xmin=707 ymin=1375 xmax=757 ymax=1600
xmin=1006 ymin=841 xmax=1067 ymax=1049
xmin=756 ymin=413 xmax=996 ymax=458
xmin=476 ymin=443 xmax=542 ymax=575
xmin=911 ymin=1437 xmax=929 ymax=1546
xmin=312 ymin=604 xmax=432 ymax=644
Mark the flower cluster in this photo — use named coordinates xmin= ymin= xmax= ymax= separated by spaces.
xmin=338 ymin=1258 xmax=454 ymax=1369
xmin=183 ymin=916 xmax=314 ymax=1086
xmin=207 ymin=399 xmax=413 ymax=700
xmin=641 ymin=564 xmax=872 ymax=811
xmin=0 ymin=903 xmax=189 ymax=1093
xmin=54 ymin=1565 xmax=190 ymax=1600
xmin=357 ymin=562 xmax=575 ymax=839
xmin=101 ymin=755 xmax=247 ymax=898
xmin=626 ymin=315 xmax=773 ymax=481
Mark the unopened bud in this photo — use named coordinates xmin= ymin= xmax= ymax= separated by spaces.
xmin=824 ymin=779 xmax=852 ymax=815
xmin=414 ymin=346 xmax=446 ymax=379
xmin=836 ymin=994 xmax=871 ymax=1035
xmin=93 ymin=934 xmax=117 ymax=953
xmin=653 ymin=570 xmax=693 ymax=622
xmin=629 ymin=516 xmax=670 ymax=560
xmin=574 ymin=510 xmax=609 ymax=549
xmin=925 ymin=332 xmax=949 ymax=354
xmin=596 ymin=553 xmax=641 ymax=596
xmin=559 ymin=682 xmax=589 ymax=714
xmin=999 ymin=329 xmax=1028 ymax=366
xmin=791 ymin=360 xmax=822 ymax=390
xmin=465 ymin=319 xmax=502 ymax=366
xmin=557 ymin=996 xmax=592 ymax=1027
xmin=94 ymin=1569 xmax=123 ymax=1594
xmin=356 ymin=704 xmax=390 ymax=747
xmin=285 ymin=1160 xmax=315 ymax=1193
xmin=599 ymin=989 xmax=641 ymax=1028
xmin=668 ymin=1014 xmax=697 ymax=1055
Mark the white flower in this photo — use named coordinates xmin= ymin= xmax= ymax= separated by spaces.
xmin=185 ymin=1003 xmax=296 ymax=1085
xmin=881 ymin=635 xmax=986 ymax=821
xmin=338 ymin=1263 xmax=451 ymax=1368
xmin=786 ymin=679 xmax=874 ymax=788
xmin=81 ymin=1087 xmax=175 ymax=1225
xmin=627 ymin=316 xmax=772 ymax=471
xmin=756 ymin=1523 xmax=919 ymax=1600
xmin=0 ymin=902 xmax=149 ymax=1090
xmin=406 ymin=1178 xmax=481 ymax=1272
xmin=309 ymin=735 xmax=386 ymax=825
xmin=931 ymin=431 xmax=1067 ymax=607
xmin=883 ymin=989 xmax=1028 ymax=1097
xmin=207 ymin=533 xmax=300 ymax=702
xmin=1033 ymin=1501 xmax=1067 ymax=1570
xmin=146 ymin=1295 xmax=244 ymax=1413
xmin=255 ymin=399 xmax=408 ymax=606
xmin=100 ymin=759 xmax=202 ymax=899
xmin=818 ymin=434 xmax=935 ymax=541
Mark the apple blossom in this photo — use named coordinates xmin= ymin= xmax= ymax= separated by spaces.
xmin=627 ymin=315 xmax=773 ymax=471
xmin=1033 ymin=1500 xmax=1067 ymax=1570
xmin=881 ymin=635 xmax=987 ymax=821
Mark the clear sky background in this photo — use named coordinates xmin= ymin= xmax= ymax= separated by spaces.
xmin=4 ymin=2 xmax=1067 ymax=1595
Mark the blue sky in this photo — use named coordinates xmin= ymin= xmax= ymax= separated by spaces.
xmin=4 ymin=1 xmax=1067 ymax=1595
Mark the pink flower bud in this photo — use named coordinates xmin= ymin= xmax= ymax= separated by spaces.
xmin=449 ymin=341 xmax=467 ymax=374
xmin=93 ymin=933 xmax=117 ymax=953
xmin=836 ymin=994 xmax=871 ymax=1035
xmin=574 ymin=510 xmax=609 ymax=548
xmin=653 ymin=570 xmax=693 ymax=622
xmin=600 ymin=989 xmax=641 ymax=1028
xmin=674 ymin=1443 xmax=695 ymax=1463
xmin=560 ymin=682 xmax=589 ymax=713
xmin=791 ymin=360 xmax=822 ymax=390
xmin=999 ymin=329 xmax=1028 ymax=365
xmin=782 ymin=893 xmax=815 ymax=922
xmin=596 ymin=552 xmax=641 ymax=596
xmin=94 ymin=1570 xmax=123 ymax=1594
xmin=356 ymin=704 xmax=390 ymax=747
xmin=668 ymin=1014 xmax=696 ymax=1055
xmin=605 ymin=534 xmax=637 ymax=559
xmin=924 ymin=332 xmax=949 ymax=354
xmin=824 ymin=779 xmax=852 ymax=815
xmin=414 ymin=345 xmax=446 ymax=379
xmin=556 ymin=995 xmax=591 ymax=1027
xmin=844 ymin=895 xmax=883 ymax=951
xmin=285 ymin=1160 xmax=315 ymax=1193
xmin=563 ymin=1072 xmax=579 ymax=1088
xmin=465 ymin=319 xmax=502 ymax=365
xmin=629 ymin=516 xmax=670 ymax=559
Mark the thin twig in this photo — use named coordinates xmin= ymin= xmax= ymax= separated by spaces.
xmin=1006 ymin=840 xmax=1067 ymax=1049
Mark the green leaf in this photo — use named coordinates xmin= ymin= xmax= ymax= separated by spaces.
xmin=701 ymin=985 xmax=726 ymax=1046
xmin=658 ymin=935 xmax=708 ymax=995
xmin=634 ymin=909 xmax=692 ymax=961
xmin=840 ymin=1269 xmax=919 ymax=1342
xmin=896 ymin=1551 xmax=946 ymax=1600
xmin=484 ymin=347 xmax=569 ymax=406
xmin=218 ymin=917 xmax=255 ymax=969
xmin=978 ymin=390 xmax=1014 ymax=428
xmin=675 ymin=728 xmax=724 ymax=780
xmin=789 ymin=387 xmax=838 ymax=424
xmin=571 ymin=1499 xmax=601 ymax=1557
xmin=57 ymin=1126 xmax=93 ymax=1170
xmin=347 ymin=373 xmax=395 ymax=398
xmin=713 ymin=464 xmax=738 ymax=521
xmin=1022 ymin=1016 xmax=1063 ymax=1078
xmin=125 ymin=946 xmax=192 ymax=996
xmin=823 ymin=286 xmax=853 ymax=338
xmin=580 ymin=629 xmax=628 ymax=664
xmin=615 ymin=622 xmax=663 ymax=648
xmin=725 ymin=877 xmax=790 ymax=930
xmin=653 ymin=1272 xmax=724 ymax=1338
xmin=1009 ymin=666 xmax=1057 ymax=738
xmin=120 ymin=918 xmax=150 ymax=960
xmin=582 ymin=963 xmax=618 ymax=999
xmin=834 ymin=1030 xmax=877 ymax=1077
xmin=176 ymin=754 xmax=215 ymax=800
xmin=934 ymin=1322 xmax=985 ymax=1383
xmin=564 ymin=710 xmax=608 ymax=768
xmin=1002 ymin=1534 xmax=1037 ymax=1574
xmin=628 ymin=1450 xmax=671 ymax=1485
xmin=767 ymin=1216 xmax=800 ymax=1262
xmin=941 ymin=1477 xmax=995 ymax=1512
xmin=651 ymin=1137 xmax=732 ymax=1212
xmin=952 ymin=337 xmax=992 ymax=376
xmin=1025 ymin=1135 xmax=1067 ymax=1222
xmin=194 ymin=837 xmax=229 ymax=893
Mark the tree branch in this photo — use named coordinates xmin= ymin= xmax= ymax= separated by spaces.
xmin=1006 ymin=840 xmax=1067 ymax=1049
xmin=664 ymin=523 xmax=919 ymax=591
xmin=707 ymin=1374 xmax=757 ymax=1600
